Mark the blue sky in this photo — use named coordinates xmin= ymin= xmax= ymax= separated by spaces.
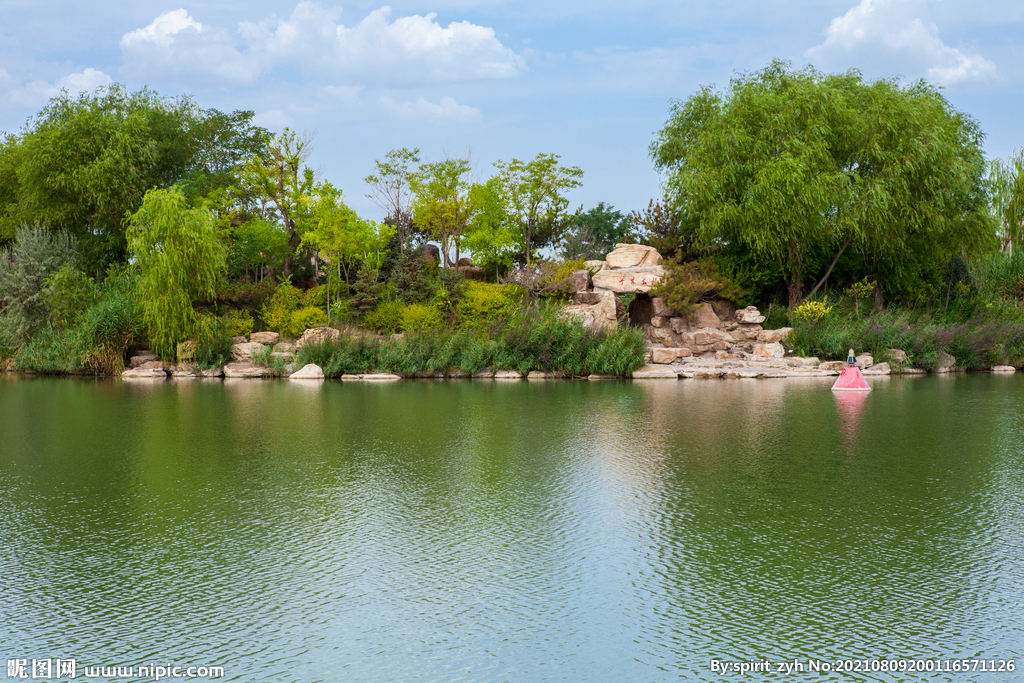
xmin=2 ymin=0 xmax=1022 ymax=219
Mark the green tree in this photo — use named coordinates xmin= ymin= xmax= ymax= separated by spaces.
xmin=652 ymin=61 xmax=994 ymax=306
xmin=989 ymin=150 xmax=1024 ymax=253
xmin=464 ymin=177 xmax=520 ymax=279
xmin=411 ymin=157 xmax=477 ymax=267
xmin=0 ymin=84 xmax=266 ymax=272
xmin=238 ymin=128 xmax=317 ymax=278
xmin=127 ymin=188 xmax=226 ymax=360
xmin=493 ymin=153 xmax=584 ymax=264
xmin=364 ymin=147 xmax=421 ymax=250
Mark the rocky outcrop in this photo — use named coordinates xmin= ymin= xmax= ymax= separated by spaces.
xmin=295 ymin=327 xmax=341 ymax=349
xmin=231 ymin=341 xmax=265 ymax=361
xmin=568 ymin=270 xmax=590 ymax=292
xmin=591 ymin=243 xmax=666 ymax=294
xmin=735 ymin=306 xmax=766 ymax=324
xmin=122 ymin=361 xmax=168 ymax=379
xmin=605 ymin=243 xmax=661 ymax=268
xmin=563 ymin=291 xmax=622 ymax=330
xmin=129 ymin=352 xmax=160 ymax=368
xmin=223 ymin=362 xmax=271 ymax=378
xmin=992 ymin=365 xmax=1016 ymax=373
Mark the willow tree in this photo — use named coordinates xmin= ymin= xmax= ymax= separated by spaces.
xmin=127 ymin=188 xmax=225 ymax=360
xmin=652 ymin=60 xmax=994 ymax=306
xmin=989 ymin=150 xmax=1024 ymax=253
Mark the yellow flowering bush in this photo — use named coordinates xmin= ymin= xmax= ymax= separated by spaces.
xmin=793 ymin=300 xmax=832 ymax=323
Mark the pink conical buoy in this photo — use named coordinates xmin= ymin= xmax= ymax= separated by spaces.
xmin=832 ymin=348 xmax=871 ymax=391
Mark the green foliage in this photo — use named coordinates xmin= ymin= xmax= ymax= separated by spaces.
xmin=0 ymin=225 xmax=78 ymax=351
xmin=0 ymin=84 xmax=266 ymax=272
xmin=500 ymin=258 xmax=587 ymax=300
xmin=388 ymin=249 xmax=436 ymax=304
xmin=972 ymin=250 xmax=1024 ymax=302
xmin=564 ymin=202 xmax=634 ymax=259
xmin=295 ymin=302 xmax=647 ymax=377
xmin=43 ymin=264 xmax=100 ymax=329
xmin=401 ymin=303 xmax=442 ymax=333
xmin=492 ymin=153 xmax=584 ymax=264
xmin=127 ymin=188 xmax=226 ymax=360
xmin=431 ymin=267 xmax=467 ymax=316
xmin=364 ymin=147 xmax=420 ymax=247
xmin=633 ymin=199 xmax=702 ymax=262
xmin=364 ymin=300 xmax=406 ymax=334
xmin=464 ymin=177 xmax=520 ymax=276
xmin=226 ymin=309 xmax=254 ymax=337
xmin=290 ymin=307 xmax=328 ymax=336
xmin=349 ymin=266 xmax=384 ymax=318
xmin=457 ymin=281 xmax=518 ymax=329
xmin=652 ymin=60 xmax=995 ymax=306
xmin=987 ymin=150 xmax=1024 ymax=252
xmin=411 ymin=156 xmax=476 ymax=267
xmin=793 ymin=300 xmax=833 ymax=323
xmin=650 ymin=257 xmax=744 ymax=317
xmin=260 ymin=281 xmax=303 ymax=334
xmin=225 ymin=218 xmax=289 ymax=280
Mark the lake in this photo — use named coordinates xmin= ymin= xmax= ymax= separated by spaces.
xmin=1 ymin=374 xmax=1022 ymax=681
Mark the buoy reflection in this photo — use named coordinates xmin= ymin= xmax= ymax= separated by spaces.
xmin=834 ymin=390 xmax=869 ymax=450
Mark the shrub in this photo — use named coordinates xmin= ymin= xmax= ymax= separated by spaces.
xmin=401 ymin=303 xmax=442 ymax=333
xmin=500 ymin=259 xmax=587 ymax=300
xmin=302 ymin=285 xmax=328 ymax=309
xmin=793 ymin=300 xmax=832 ymax=323
xmin=43 ymin=265 xmax=100 ymax=329
xmin=225 ymin=309 xmax=254 ymax=337
xmin=457 ymin=282 xmax=518 ymax=329
xmin=260 ymin=281 xmax=303 ymax=334
xmin=650 ymin=256 xmax=744 ymax=318
xmin=364 ymin=300 xmax=405 ymax=334
xmin=290 ymin=307 xmax=328 ymax=336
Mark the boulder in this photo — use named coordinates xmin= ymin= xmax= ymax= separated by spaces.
xmin=992 ymin=365 xmax=1016 ymax=373
xmin=587 ymin=374 xmax=621 ymax=380
xmin=526 ymin=371 xmax=552 ymax=380
xmin=694 ymin=303 xmax=722 ymax=329
xmin=129 ymin=352 xmax=160 ymax=368
xmin=862 ymin=362 xmax=891 ymax=375
xmin=456 ymin=265 xmax=486 ymax=281
xmin=122 ymin=361 xmax=168 ymax=379
xmin=818 ymin=361 xmax=846 ymax=371
xmin=711 ymin=300 xmax=736 ymax=320
xmin=473 ymin=369 xmax=496 ymax=378
xmin=295 ymin=327 xmax=341 ymax=349
xmin=250 ymin=331 xmax=280 ymax=345
xmin=735 ymin=306 xmax=766 ymax=324
xmin=199 ymin=368 xmax=224 ymax=378
xmin=584 ymin=259 xmax=605 ymax=272
xmin=568 ymin=269 xmax=590 ymax=293
xmin=757 ymin=327 xmax=792 ymax=344
xmin=223 ymin=362 xmax=271 ymax=378
xmin=231 ymin=342 xmax=265 ymax=361
xmin=362 ymin=373 xmax=403 ymax=380
xmin=652 ymin=297 xmax=678 ymax=318
xmin=604 ymin=243 xmax=661 ymax=269
xmin=273 ymin=342 xmax=296 ymax=354
xmin=563 ymin=290 xmax=619 ymax=330
xmin=650 ymin=316 xmax=670 ymax=328
xmin=651 ymin=347 xmax=692 ymax=364
xmin=421 ymin=244 xmax=441 ymax=263
xmin=752 ymin=342 xmax=785 ymax=359
xmin=591 ymin=265 xmax=665 ymax=294
xmin=855 ymin=354 xmax=874 ymax=369
xmin=494 ymin=369 xmax=523 ymax=379
xmin=733 ymin=324 xmax=763 ymax=341
xmin=935 ymin=352 xmax=956 ymax=373
xmin=289 ymin=363 xmax=325 ymax=380
xmin=885 ymin=349 xmax=908 ymax=365
xmin=171 ymin=363 xmax=199 ymax=378
xmin=230 ymin=336 xmax=248 ymax=345
xmin=631 ymin=364 xmax=678 ymax=379
xmin=572 ymin=291 xmax=602 ymax=305
xmin=669 ymin=318 xmax=691 ymax=334
xmin=457 ymin=257 xmax=474 ymax=267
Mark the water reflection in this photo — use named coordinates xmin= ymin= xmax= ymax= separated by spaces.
xmin=0 ymin=376 xmax=1021 ymax=681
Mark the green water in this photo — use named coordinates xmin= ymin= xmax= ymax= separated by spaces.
xmin=1 ymin=375 xmax=1022 ymax=682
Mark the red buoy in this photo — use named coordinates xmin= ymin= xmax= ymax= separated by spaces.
xmin=832 ymin=365 xmax=871 ymax=392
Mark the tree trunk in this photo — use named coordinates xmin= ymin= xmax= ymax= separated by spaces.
xmin=804 ymin=236 xmax=852 ymax=302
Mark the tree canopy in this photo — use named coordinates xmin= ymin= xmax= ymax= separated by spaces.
xmin=651 ymin=60 xmax=995 ymax=305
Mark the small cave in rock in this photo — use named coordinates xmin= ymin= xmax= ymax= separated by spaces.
xmin=628 ymin=293 xmax=653 ymax=327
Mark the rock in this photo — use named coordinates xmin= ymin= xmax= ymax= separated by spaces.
xmin=122 ymin=361 xmax=168 ymax=379
xmin=421 ymin=244 xmax=441 ymax=263
xmin=527 ymin=371 xmax=551 ymax=380
xmin=604 ymin=243 xmax=662 ymax=269
xmin=855 ymin=354 xmax=874 ymax=369
xmin=494 ymin=369 xmax=523 ymax=379
xmin=897 ymin=367 xmax=927 ymax=375
xmin=584 ymin=260 xmax=605 ymax=272
xmin=289 ymin=363 xmax=325 ymax=380
xmin=171 ymin=363 xmax=198 ymax=378
xmin=711 ymin=301 xmax=736 ymax=320
xmin=568 ymin=269 xmax=590 ymax=292
xmin=295 ymin=327 xmax=341 ymax=349
xmin=231 ymin=342 xmax=265 ymax=361
xmin=735 ymin=306 xmax=766 ymax=324
xmin=885 ymin=349 xmax=908 ymax=365
xmin=457 ymin=257 xmax=473 ymax=267
xmin=271 ymin=352 xmax=295 ymax=362
xmin=862 ymin=362 xmax=891 ymax=375
xmin=473 ymin=369 xmax=496 ymax=378
xmin=992 ymin=365 xmax=1016 ymax=373
xmin=591 ymin=265 xmax=665 ymax=294
xmin=751 ymin=342 xmax=785 ymax=358
xmin=563 ymin=290 xmax=619 ymax=330
xmin=757 ymin=327 xmax=792 ymax=343
xmin=360 ymin=373 xmax=402 ymax=381
xmin=935 ymin=352 xmax=955 ymax=373
xmin=714 ymin=351 xmax=742 ymax=360
xmin=223 ymin=362 xmax=271 ymax=378
xmin=651 ymin=347 xmax=692 ymax=364
xmin=818 ymin=361 xmax=846 ymax=371
xmin=694 ymin=303 xmax=721 ymax=329
xmin=650 ymin=316 xmax=670 ymax=328
xmin=788 ymin=356 xmax=820 ymax=367
xmin=587 ymin=374 xmax=621 ymax=380
xmin=199 ymin=368 xmax=224 ymax=378
xmin=456 ymin=265 xmax=486 ymax=281
xmin=250 ymin=331 xmax=280 ymax=345
xmin=669 ymin=318 xmax=690 ymax=334
xmin=447 ymin=369 xmax=468 ymax=378
xmin=340 ymin=374 xmax=365 ymax=380
xmin=733 ymin=324 xmax=763 ymax=341
xmin=572 ymin=291 xmax=601 ymax=305
xmin=631 ymin=364 xmax=678 ymax=379
xmin=230 ymin=336 xmax=248 ymax=345
xmin=652 ymin=297 xmax=678 ymax=318
xmin=129 ymin=352 xmax=160 ymax=368
xmin=273 ymin=342 xmax=296 ymax=354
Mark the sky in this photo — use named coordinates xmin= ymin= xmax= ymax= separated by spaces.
xmin=2 ymin=0 xmax=1022 ymax=220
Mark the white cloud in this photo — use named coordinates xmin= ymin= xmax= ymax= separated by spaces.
xmin=0 ymin=67 xmax=112 ymax=109
xmin=806 ymin=0 xmax=997 ymax=86
xmin=252 ymin=109 xmax=294 ymax=130
xmin=378 ymin=95 xmax=481 ymax=122
xmin=119 ymin=3 xmax=525 ymax=88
